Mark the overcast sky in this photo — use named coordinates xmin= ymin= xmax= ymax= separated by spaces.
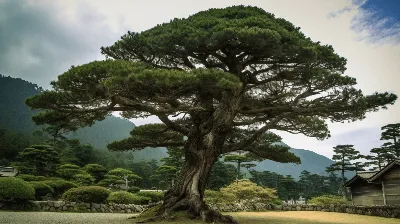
xmin=1 ymin=0 xmax=399 ymax=159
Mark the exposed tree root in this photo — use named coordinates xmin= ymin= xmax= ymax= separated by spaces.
xmin=134 ymin=199 xmax=238 ymax=224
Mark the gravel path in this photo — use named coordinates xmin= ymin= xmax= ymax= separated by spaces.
xmin=0 ymin=212 xmax=138 ymax=224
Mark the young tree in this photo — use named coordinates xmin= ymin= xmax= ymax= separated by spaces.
xmin=380 ymin=123 xmax=400 ymax=158
xmin=130 ymin=160 xmax=159 ymax=189
xmin=326 ymin=145 xmax=363 ymax=186
xmin=83 ymin=164 xmax=108 ymax=182
xmin=153 ymin=165 xmax=178 ymax=189
xmin=56 ymin=164 xmax=81 ymax=180
xmin=223 ymin=153 xmax=253 ymax=180
xmin=25 ymin=6 xmax=396 ymax=223
xmin=107 ymin=168 xmax=141 ymax=189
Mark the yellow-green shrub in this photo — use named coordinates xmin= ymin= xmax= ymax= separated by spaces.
xmin=204 ymin=190 xmax=236 ymax=204
xmin=220 ymin=179 xmax=278 ymax=203
xmin=307 ymin=195 xmax=347 ymax=205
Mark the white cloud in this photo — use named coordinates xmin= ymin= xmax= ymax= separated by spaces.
xmin=14 ymin=0 xmax=400 ymax=158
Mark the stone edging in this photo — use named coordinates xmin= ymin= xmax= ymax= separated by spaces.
xmin=209 ymin=203 xmax=400 ymax=218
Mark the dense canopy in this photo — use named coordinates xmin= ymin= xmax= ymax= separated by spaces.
xmin=26 ymin=5 xmax=397 ymax=223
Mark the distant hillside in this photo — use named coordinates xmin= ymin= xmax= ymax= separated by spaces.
xmin=0 ymin=75 xmax=41 ymax=134
xmin=250 ymin=148 xmax=355 ymax=180
xmin=0 ymin=75 xmax=165 ymax=161
xmin=65 ymin=116 xmax=135 ymax=149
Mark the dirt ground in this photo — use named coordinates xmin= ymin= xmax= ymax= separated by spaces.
xmin=0 ymin=211 xmax=398 ymax=224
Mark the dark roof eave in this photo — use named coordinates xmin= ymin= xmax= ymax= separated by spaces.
xmin=368 ymin=160 xmax=400 ymax=182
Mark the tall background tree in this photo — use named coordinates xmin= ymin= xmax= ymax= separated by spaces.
xmin=380 ymin=123 xmax=400 ymax=158
xmin=223 ymin=152 xmax=253 ymax=180
xmin=326 ymin=144 xmax=363 ymax=194
xmin=25 ymin=6 xmax=396 ymax=223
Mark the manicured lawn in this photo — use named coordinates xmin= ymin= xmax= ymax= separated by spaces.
xmin=0 ymin=211 xmax=398 ymax=224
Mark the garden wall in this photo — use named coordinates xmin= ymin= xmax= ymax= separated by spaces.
xmin=1 ymin=201 xmax=399 ymax=218
xmin=209 ymin=203 xmax=400 ymax=218
xmin=0 ymin=201 xmax=150 ymax=213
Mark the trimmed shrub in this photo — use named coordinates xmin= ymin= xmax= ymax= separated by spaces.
xmin=220 ymin=179 xmax=278 ymax=203
xmin=63 ymin=186 xmax=111 ymax=203
xmin=127 ymin=186 xmax=140 ymax=194
xmin=136 ymin=191 xmax=164 ymax=202
xmin=28 ymin=181 xmax=54 ymax=200
xmin=56 ymin=164 xmax=80 ymax=180
xmin=204 ymin=190 xmax=236 ymax=204
xmin=107 ymin=191 xmax=150 ymax=205
xmin=41 ymin=180 xmax=78 ymax=197
xmin=308 ymin=195 xmax=347 ymax=205
xmin=0 ymin=177 xmax=35 ymax=202
xmin=16 ymin=174 xmax=47 ymax=182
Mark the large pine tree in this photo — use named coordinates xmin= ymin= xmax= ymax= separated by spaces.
xmin=25 ymin=6 xmax=396 ymax=223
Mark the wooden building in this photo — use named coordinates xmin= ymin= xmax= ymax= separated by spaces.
xmin=0 ymin=166 xmax=18 ymax=177
xmin=344 ymin=159 xmax=400 ymax=205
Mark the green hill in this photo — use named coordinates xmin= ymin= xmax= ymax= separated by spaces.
xmin=0 ymin=75 xmax=166 ymax=161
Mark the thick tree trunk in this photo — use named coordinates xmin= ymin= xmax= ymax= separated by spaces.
xmin=153 ymin=146 xmax=237 ymax=223
xmin=141 ymin=132 xmax=238 ymax=223
xmin=139 ymin=92 xmax=241 ymax=223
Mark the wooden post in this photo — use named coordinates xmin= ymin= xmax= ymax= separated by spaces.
xmin=382 ymin=181 xmax=387 ymax=205
xmin=349 ymin=188 xmax=354 ymax=205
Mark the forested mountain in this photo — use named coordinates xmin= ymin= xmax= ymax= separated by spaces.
xmin=0 ymin=75 xmax=136 ymax=149
xmin=0 ymin=75 xmax=41 ymax=134
xmin=0 ymin=75 xmax=349 ymax=178
xmin=252 ymin=148 xmax=354 ymax=180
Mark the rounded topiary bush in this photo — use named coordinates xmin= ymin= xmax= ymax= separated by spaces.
xmin=28 ymin=181 xmax=54 ymax=200
xmin=107 ymin=191 xmax=150 ymax=204
xmin=41 ymin=180 xmax=78 ymax=198
xmin=63 ymin=186 xmax=111 ymax=203
xmin=135 ymin=191 xmax=164 ymax=202
xmin=127 ymin=186 xmax=140 ymax=194
xmin=16 ymin=174 xmax=47 ymax=182
xmin=0 ymin=177 xmax=35 ymax=202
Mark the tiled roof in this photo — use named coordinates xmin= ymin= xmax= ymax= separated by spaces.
xmin=344 ymin=159 xmax=400 ymax=187
xmin=357 ymin=171 xmax=378 ymax=179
